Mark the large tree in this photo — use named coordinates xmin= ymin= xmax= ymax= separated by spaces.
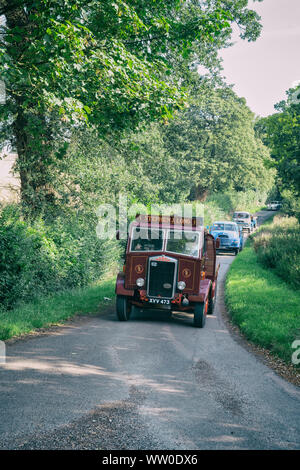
xmin=55 ymin=82 xmax=274 ymax=215
xmin=255 ymin=85 xmax=300 ymax=196
xmin=255 ymin=84 xmax=300 ymax=219
xmin=163 ymin=85 xmax=275 ymax=199
xmin=0 ymin=0 xmax=264 ymax=214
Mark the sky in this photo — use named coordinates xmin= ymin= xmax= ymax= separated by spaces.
xmin=219 ymin=0 xmax=300 ymax=117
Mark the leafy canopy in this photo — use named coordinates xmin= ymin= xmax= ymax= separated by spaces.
xmin=0 ymin=0 xmax=264 ymax=214
xmin=0 ymin=0 xmax=263 ymax=132
xmin=255 ymin=84 xmax=300 ymax=196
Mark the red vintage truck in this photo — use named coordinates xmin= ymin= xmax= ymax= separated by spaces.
xmin=115 ymin=214 xmax=219 ymax=328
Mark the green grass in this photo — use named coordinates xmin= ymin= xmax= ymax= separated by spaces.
xmin=226 ymin=241 xmax=300 ymax=367
xmin=0 ymin=275 xmax=116 ymax=341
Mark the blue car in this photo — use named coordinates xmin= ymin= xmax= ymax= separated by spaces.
xmin=209 ymin=221 xmax=244 ymax=255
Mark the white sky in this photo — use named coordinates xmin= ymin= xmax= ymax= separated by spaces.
xmin=219 ymin=0 xmax=300 ymax=116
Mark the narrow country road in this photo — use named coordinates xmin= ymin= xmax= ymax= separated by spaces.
xmin=0 ymin=211 xmax=299 ymax=450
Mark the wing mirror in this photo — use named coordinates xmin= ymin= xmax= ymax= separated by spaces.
xmin=216 ymin=237 xmax=220 ymax=249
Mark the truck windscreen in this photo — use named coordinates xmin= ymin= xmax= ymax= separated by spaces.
xmin=166 ymin=230 xmax=199 ymax=257
xmin=130 ymin=227 xmax=164 ymax=252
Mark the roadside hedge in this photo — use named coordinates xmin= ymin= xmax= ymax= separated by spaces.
xmin=0 ymin=205 xmax=120 ymax=309
xmin=253 ymin=215 xmax=300 ymax=289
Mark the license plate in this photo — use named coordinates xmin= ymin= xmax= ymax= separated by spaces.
xmin=149 ymin=298 xmax=170 ymax=305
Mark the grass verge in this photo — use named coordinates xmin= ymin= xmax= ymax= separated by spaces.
xmin=225 ymin=241 xmax=300 ymax=368
xmin=0 ymin=275 xmax=116 ymax=341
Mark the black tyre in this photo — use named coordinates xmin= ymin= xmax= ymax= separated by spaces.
xmin=194 ymin=301 xmax=207 ymax=328
xmin=234 ymin=248 xmax=239 ymax=256
xmin=116 ymin=295 xmax=132 ymax=321
xmin=207 ymin=283 xmax=217 ymax=315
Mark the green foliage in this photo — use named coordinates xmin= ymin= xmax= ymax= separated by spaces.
xmin=280 ymin=189 xmax=300 ymax=222
xmin=0 ymin=204 xmax=120 ymax=309
xmin=226 ymin=241 xmax=300 ymax=367
xmin=163 ymin=86 xmax=275 ymax=199
xmin=256 ymin=103 xmax=300 ymax=194
xmin=0 ymin=0 xmax=263 ymax=213
xmin=52 ymin=84 xmax=275 ymax=217
xmin=255 ymin=84 xmax=300 ymax=219
xmin=54 ymin=124 xmax=189 ymax=211
xmin=204 ymin=189 xmax=268 ymax=225
xmin=253 ymin=215 xmax=300 ymax=289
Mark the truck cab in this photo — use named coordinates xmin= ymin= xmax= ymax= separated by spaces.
xmin=115 ymin=214 xmax=219 ymax=328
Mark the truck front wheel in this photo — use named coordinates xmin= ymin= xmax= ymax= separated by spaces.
xmin=193 ymin=301 xmax=207 ymax=328
xmin=116 ymin=295 xmax=132 ymax=321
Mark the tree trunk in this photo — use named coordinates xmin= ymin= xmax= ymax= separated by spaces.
xmin=13 ymin=107 xmax=57 ymax=216
xmin=3 ymin=2 xmax=56 ymax=217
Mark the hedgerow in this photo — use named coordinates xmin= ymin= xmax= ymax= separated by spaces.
xmin=0 ymin=204 xmax=120 ymax=309
xmin=253 ymin=215 xmax=300 ymax=289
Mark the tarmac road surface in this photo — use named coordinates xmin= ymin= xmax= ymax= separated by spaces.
xmin=0 ymin=211 xmax=299 ymax=449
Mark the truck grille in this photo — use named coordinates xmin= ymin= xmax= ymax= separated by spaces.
xmin=147 ymin=257 xmax=177 ymax=299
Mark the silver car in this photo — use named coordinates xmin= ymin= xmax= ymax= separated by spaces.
xmin=232 ymin=211 xmax=252 ymax=233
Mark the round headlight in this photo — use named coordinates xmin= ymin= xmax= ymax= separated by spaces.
xmin=177 ymin=281 xmax=186 ymax=290
xmin=136 ymin=278 xmax=145 ymax=287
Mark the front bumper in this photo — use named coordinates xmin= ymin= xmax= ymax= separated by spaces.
xmin=217 ymin=245 xmax=239 ymax=251
xmin=217 ymin=239 xmax=240 ymax=251
xmin=116 ymin=272 xmax=212 ymax=311
xmin=132 ymin=290 xmax=189 ymax=310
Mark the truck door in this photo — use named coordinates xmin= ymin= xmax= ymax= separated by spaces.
xmin=204 ymin=233 xmax=216 ymax=280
